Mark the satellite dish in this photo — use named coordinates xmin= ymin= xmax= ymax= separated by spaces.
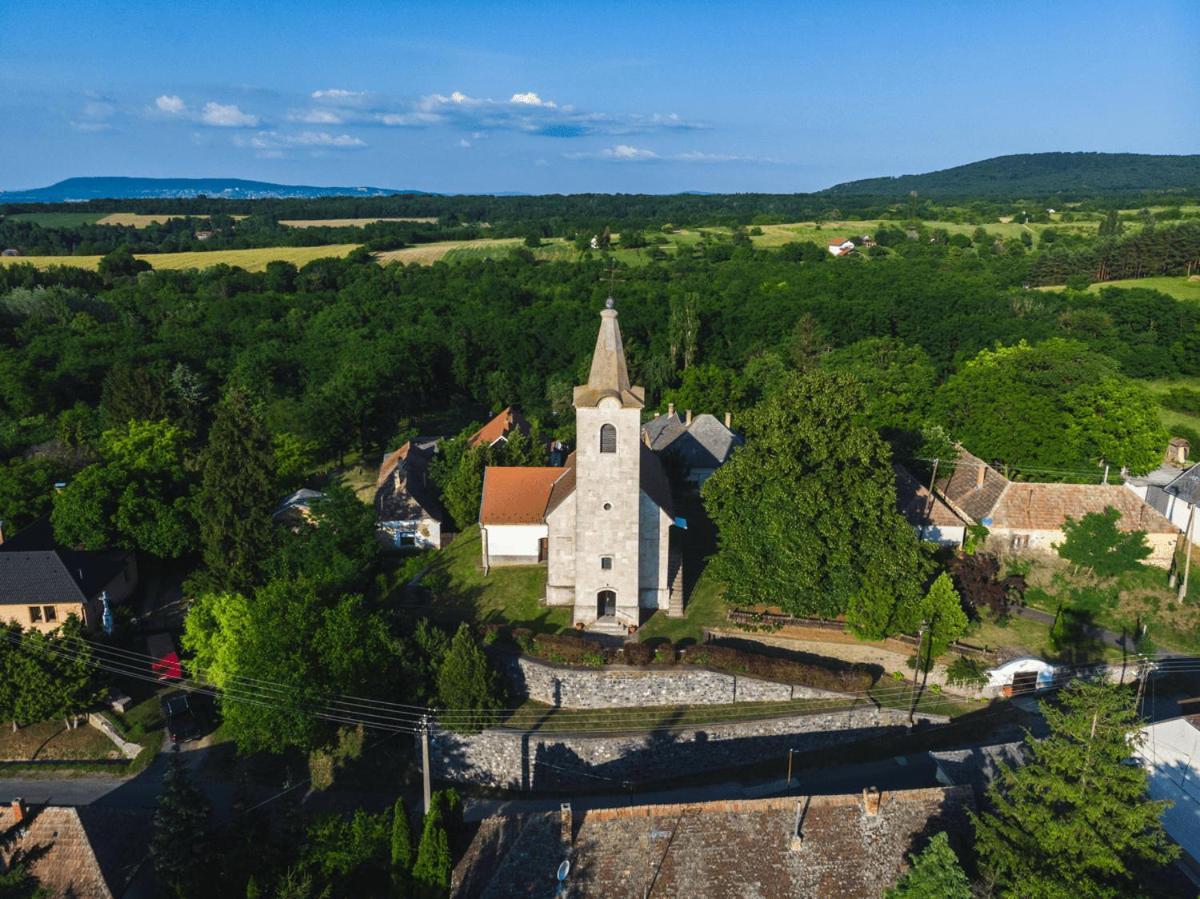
xmin=557 ymin=860 xmax=571 ymax=882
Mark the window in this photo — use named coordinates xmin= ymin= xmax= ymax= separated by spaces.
xmin=599 ymin=424 xmax=617 ymax=454
xmin=28 ymin=606 xmax=42 ymax=623
xmin=600 ymin=556 xmax=613 ymax=570
xmin=43 ymin=606 xmax=57 ymax=622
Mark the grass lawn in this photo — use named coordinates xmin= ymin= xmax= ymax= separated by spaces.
xmin=279 ymin=217 xmax=437 ymax=227
xmin=0 ymin=720 xmax=119 ymax=761
xmin=409 ymin=526 xmax=569 ymax=633
xmin=1141 ymin=376 xmax=1200 ymax=442
xmin=636 ymin=567 xmax=728 ymax=646
xmin=1090 ymin=276 xmax=1200 ymax=302
xmin=0 ymin=243 xmax=361 ymax=272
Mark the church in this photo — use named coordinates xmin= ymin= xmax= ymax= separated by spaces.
xmin=478 ymin=302 xmax=683 ymax=631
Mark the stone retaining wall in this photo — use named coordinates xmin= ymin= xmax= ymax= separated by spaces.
xmin=495 ymin=653 xmax=852 ymax=709
xmin=87 ymin=712 xmax=142 ymax=759
xmin=431 ymin=705 xmax=947 ymax=791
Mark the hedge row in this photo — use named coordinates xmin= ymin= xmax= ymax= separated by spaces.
xmin=683 ymin=643 xmax=876 ymax=693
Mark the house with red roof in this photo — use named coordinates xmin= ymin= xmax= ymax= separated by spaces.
xmin=467 ymin=406 xmax=530 ymax=449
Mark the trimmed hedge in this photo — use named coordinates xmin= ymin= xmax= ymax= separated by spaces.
xmin=530 ymin=633 xmax=612 ymax=667
xmin=622 ymin=642 xmax=654 ymax=666
xmin=683 ymin=643 xmax=875 ymax=693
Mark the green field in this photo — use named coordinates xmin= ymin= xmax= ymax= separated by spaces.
xmin=4 ymin=211 xmax=106 ymax=227
xmin=1088 ymin=276 xmax=1200 ymax=302
xmin=0 ymin=243 xmax=361 ymax=272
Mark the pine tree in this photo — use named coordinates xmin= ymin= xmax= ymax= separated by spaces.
xmin=196 ymin=388 xmax=277 ymax=593
xmin=885 ymin=832 xmax=971 ymax=898
xmin=435 ymin=624 xmax=503 ymax=733
xmin=390 ymin=797 xmax=415 ymax=893
xmin=411 ymin=800 xmax=452 ymax=895
xmin=972 ymin=680 xmax=1177 ymax=897
xmin=152 ymin=754 xmax=214 ymax=898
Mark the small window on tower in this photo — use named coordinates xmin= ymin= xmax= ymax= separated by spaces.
xmin=601 ymin=556 xmax=613 ymax=570
xmin=599 ymin=424 xmax=617 ymax=454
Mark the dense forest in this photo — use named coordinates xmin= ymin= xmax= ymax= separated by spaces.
xmin=2 ymin=233 xmax=1198 ymax=539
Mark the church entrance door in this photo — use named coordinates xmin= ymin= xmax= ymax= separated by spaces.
xmin=597 ymin=590 xmax=616 ymax=618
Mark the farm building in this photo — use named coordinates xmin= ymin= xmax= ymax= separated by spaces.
xmin=641 ymin=404 xmax=742 ymax=486
xmin=827 ymin=237 xmax=856 ymax=256
xmin=375 ymin=438 xmax=445 ymax=549
xmin=936 ymin=447 xmax=1179 ymax=566
xmin=893 ymin=464 xmax=966 ymax=546
xmin=467 ymin=405 xmax=530 ymax=449
xmin=452 ymin=786 xmax=974 ymax=898
xmin=0 ymin=517 xmax=137 ymax=633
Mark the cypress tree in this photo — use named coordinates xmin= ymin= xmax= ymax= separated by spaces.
xmin=885 ymin=832 xmax=971 ymax=898
xmin=151 ymin=754 xmax=214 ymax=898
xmin=390 ymin=797 xmax=414 ymax=892
xmin=411 ymin=801 xmax=452 ymax=895
xmin=197 ymin=388 xmax=277 ymax=593
xmin=435 ymin=624 xmax=503 ymax=733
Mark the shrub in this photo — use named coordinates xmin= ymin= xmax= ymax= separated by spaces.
xmin=653 ymin=643 xmax=677 ymax=665
xmin=531 ymin=633 xmax=612 ymax=667
xmin=511 ymin=627 xmax=535 ymax=654
xmin=946 ymin=655 xmax=989 ymax=689
xmin=622 ymin=641 xmax=653 ymax=666
xmin=683 ymin=643 xmax=875 ymax=692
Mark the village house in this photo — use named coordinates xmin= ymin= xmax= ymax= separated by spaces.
xmin=374 ymin=438 xmax=444 ymax=549
xmin=936 ymin=447 xmax=1179 ymax=566
xmin=271 ymin=487 xmax=324 ymax=529
xmin=893 ymin=463 xmax=966 ymax=546
xmin=467 ymin=405 xmax=530 ymax=449
xmin=1134 ymin=714 xmax=1200 ymax=884
xmin=1126 ymin=456 xmax=1199 ymax=547
xmin=0 ymin=517 xmax=137 ymax=633
xmin=827 ymin=237 xmax=856 ymax=256
xmin=452 ymin=785 xmax=974 ymax=898
xmin=642 ymin=404 xmax=742 ymax=487
xmin=0 ymin=799 xmax=151 ymax=898
xmin=479 ymin=301 xmax=682 ymax=630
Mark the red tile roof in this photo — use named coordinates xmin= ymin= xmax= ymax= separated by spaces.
xmin=468 ymin=406 xmax=530 ymax=448
xmin=479 ymin=467 xmax=568 ymax=525
xmin=990 ymin=482 xmax=1177 ymax=533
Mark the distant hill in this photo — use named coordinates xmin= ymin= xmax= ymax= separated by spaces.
xmin=0 ymin=177 xmax=432 ymax=203
xmin=819 ymin=152 xmax=1200 ymax=199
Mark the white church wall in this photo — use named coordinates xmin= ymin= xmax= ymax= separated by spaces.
xmin=638 ymin=490 xmax=669 ymax=610
xmin=482 ymin=524 xmax=546 ymax=566
xmin=545 ymin=496 xmax=576 ymax=605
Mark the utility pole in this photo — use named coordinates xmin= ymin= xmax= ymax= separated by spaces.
xmin=1135 ymin=657 xmax=1152 ymax=717
xmin=420 ymin=714 xmax=433 ymax=816
xmin=1180 ymin=499 xmax=1197 ymax=602
xmin=908 ymin=623 xmax=927 ymax=728
xmin=786 ymin=748 xmax=794 ymax=793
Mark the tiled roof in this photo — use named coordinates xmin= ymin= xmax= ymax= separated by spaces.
xmin=0 ymin=804 xmax=151 ymax=898
xmin=545 ymin=453 xmax=576 ymax=516
xmin=375 ymin=440 xmax=444 ymax=523
xmin=642 ymin=411 xmax=687 ymax=452
xmin=935 ymin=448 xmax=1010 ymax=523
xmin=894 ymin=464 xmax=965 ymax=529
xmin=479 ymin=467 xmax=567 ymax=525
xmin=990 ymin=482 xmax=1177 ymax=533
xmin=468 ymin=406 xmax=530 ymax=448
xmin=454 ymin=786 xmax=973 ymax=899
xmin=0 ymin=518 xmax=128 ymax=606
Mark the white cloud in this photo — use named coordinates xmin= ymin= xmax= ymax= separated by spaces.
xmin=238 ymin=130 xmax=366 ymax=152
xmin=459 ymin=138 xmax=471 ymax=148
xmin=155 ymin=94 xmax=186 ymax=115
xmin=201 ymin=102 xmax=259 ymax=127
xmin=567 ymin=144 xmax=776 ymax=164
xmin=607 ymin=144 xmax=657 ymax=160
xmin=311 ymin=88 xmax=366 ymax=100
xmin=289 ymin=107 xmax=343 ymax=124
xmin=510 ymin=91 xmax=556 ymax=108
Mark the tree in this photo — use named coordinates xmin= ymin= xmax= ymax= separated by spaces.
xmin=151 ymin=754 xmax=214 ymax=899
xmin=196 ymin=389 xmax=277 ymax=592
xmin=97 ymin=246 xmax=151 ymax=283
xmin=1057 ymin=506 xmax=1151 ymax=578
xmin=786 ymin=313 xmax=829 ymax=371
xmin=972 ymin=680 xmax=1178 ymax=897
xmin=885 ymin=832 xmax=971 ymax=898
xmin=51 ymin=420 xmax=195 ymax=556
xmin=820 ymin=338 xmax=936 ymax=434
xmin=436 ymin=623 xmax=503 ymax=733
xmin=934 ymin=340 xmax=1166 ymax=475
xmin=913 ymin=573 xmax=969 ymax=672
xmin=391 ymin=798 xmax=415 ymax=890
xmin=434 ymin=439 xmax=487 ymax=532
xmin=1098 ymin=209 xmax=1124 ymax=239
xmin=703 ymin=371 xmax=926 ymax=621
xmin=411 ymin=794 xmax=453 ymax=895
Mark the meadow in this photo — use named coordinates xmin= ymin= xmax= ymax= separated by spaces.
xmin=278 ymin=217 xmax=438 ymax=227
xmin=0 ymin=243 xmax=360 ymax=272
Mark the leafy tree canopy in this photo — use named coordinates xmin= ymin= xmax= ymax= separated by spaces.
xmin=1056 ymin=506 xmax=1152 ymax=578
xmin=884 ymin=831 xmax=972 ymax=898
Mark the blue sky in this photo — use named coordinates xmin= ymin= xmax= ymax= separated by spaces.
xmin=1 ymin=0 xmax=1196 ymax=193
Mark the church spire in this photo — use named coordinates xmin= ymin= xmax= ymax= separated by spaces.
xmin=573 ymin=300 xmax=645 ymax=409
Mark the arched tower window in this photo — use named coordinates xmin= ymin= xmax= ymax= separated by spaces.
xmin=599 ymin=424 xmax=617 ymax=453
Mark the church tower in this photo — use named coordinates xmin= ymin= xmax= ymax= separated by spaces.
xmin=570 ymin=300 xmax=646 ymax=626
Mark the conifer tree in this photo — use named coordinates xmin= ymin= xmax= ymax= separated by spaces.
xmin=436 ymin=624 xmax=503 ymax=733
xmin=412 ymin=797 xmax=453 ymax=895
xmin=152 ymin=754 xmax=214 ymax=898
xmin=390 ymin=797 xmax=415 ymax=892
xmin=197 ymin=388 xmax=277 ymax=593
xmin=972 ymin=680 xmax=1177 ymax=897
xmin=885 ymin=832 xmax=971 ymax=898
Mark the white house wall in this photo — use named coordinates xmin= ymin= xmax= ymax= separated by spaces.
xmin=545 ymin=496 xmax=576 ymax=606
xmin=482 ymin=523 xmax=547 ymax=566
xmin=638 ymin=489 xmax=670 ymax=611
xmin=989 ymin=527 xmax=1176 ymax=568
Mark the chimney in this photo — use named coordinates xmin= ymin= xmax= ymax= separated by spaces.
xmin=560 ymin=802 xmax=573 ymax=846
xmin=724 ymin=411 xmax=732 ymax=429
xmin=975 ymin=464 xmax=985 ymax=489
xmin=685 ymin=409 xmax=693 ymax=426
xmin=10 ymin=798 xmax=25 ymax=825
xmin=668 ymin=402 xmax=675 ymax=418
xmin=862 ymin=787 xmax=881 ymax=817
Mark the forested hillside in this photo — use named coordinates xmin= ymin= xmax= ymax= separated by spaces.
xmin=822 ymin=152 xmax=1200 ymax=200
